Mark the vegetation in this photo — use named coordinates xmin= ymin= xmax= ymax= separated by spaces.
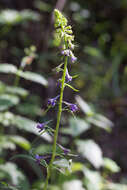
xmin=0 ymin=1 xmax=127 ymax=190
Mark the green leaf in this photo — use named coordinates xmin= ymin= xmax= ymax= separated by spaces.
xmin=16 ymin=103 xmax=42 ymax=117
xmin=0 ymin=9 xmax=40 ymax=25
xmin=0 ymin=112 xmax=52 ymax=142
xmin=0 ymin=135 xmax=16 ymax=152
xmin=0 ymin=162 xmax=25 ymax=185
xmin=9 ymin=136 xmax=31 ymax=150
xmin=13 ymin=115 xmax=52 ymax=142
xmin=106 ymin=182 xmax=127 ymax=190
xmin=65 ymin=83 xmax=79 ymax=92
xmin=0 ymin=64 xmax=17 ymax=74
xmin=6 ymin=86 xmax=28 ymax=97
xmin=0 ymin=182 xmax=19 ymax=190
xmin=76 ymin=95 xmax=94 ymax=116
xmin=0 ymin=94 xmax=19 ymax=111
xmin=10 ymin=154 xmax=35 ymax=162
xmin=84 ymin=46 xmax=103 ymax=59
xmin=53 ymin=159 xmax=70 ymax=168
xmin=103 ymin=157 xmax=120 ymax=173
xmin=63 ymin=180 xmax=86 ymax=190
xmin=18 ymin=71 xmax=48 ymax=86
xmin=62 ymin=117 xmax=90 ymax=137
xmin=83 ymin=167 xmax=102 ymax=190
xmin=87 ymin=113 xmax=113 ymax=131
xmin=76 ymin=140 xmax=103 ymax=168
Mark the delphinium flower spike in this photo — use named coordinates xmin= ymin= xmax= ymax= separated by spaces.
xmin=33 ymin=9 xmax=79 ymax=190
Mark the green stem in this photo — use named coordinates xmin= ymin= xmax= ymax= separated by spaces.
xmin=43 ymin=56 xmax=68 ymax=190
xmin=14 ymin=68 xmax=22 ymax=86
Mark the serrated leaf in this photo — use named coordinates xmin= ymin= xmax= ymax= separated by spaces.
xmin=0 ymin=64 xmax=17 ymax=73
xmin=18 ymin=71 xmax=48 ymax=86
xmin=76 ymin=140 xmax=103 ymax=168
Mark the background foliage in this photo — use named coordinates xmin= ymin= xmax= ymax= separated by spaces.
xmin=0 ymin=0 xmax=127 ymax=189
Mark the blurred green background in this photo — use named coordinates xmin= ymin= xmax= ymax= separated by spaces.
xmin=0 ymin=0 xmax=127 ymax=190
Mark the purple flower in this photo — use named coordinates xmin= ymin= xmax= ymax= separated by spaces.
xmin=35 ymin=154 xmax=44 ymax=164
xmin=63 ymin=101 xmax=78 ymax=112
xmin=62 ymin=147 xmax=70 ymax=155
xmin=36 ymin=122 xmax=45 ymax=132
xmin=61 ymin=49 xmax=70 ymax=56
xmin=71 ymin=56 xmax=77 ymax=63
xmin=48 ymin=95 xmax=60 ymax=107
xmin=69 ymin=104 xmax=78 ymax=112
xmin=57 ymin=144 xmax=70 ymax=155
xmin=66 ymin=69 xmax=72 ymax=83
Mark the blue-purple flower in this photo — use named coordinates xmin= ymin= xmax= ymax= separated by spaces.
xmin=35 ymin=154 xmax=44 ymax=164
xmin=66 ymin=69 xmax=72 ymax=83
xmin=57 ymin=143 xmax=70 ymax=155
xmin=36 ymin=122 xmax=46 ymax=132
xmin=48 ymin=95 xmax=60 ymax=107
xmin=69 ymin=103 xmax=78 ymax=112
xmin=71 ymin=56 xmax=77 ymax=63
xmin=63 ymin=101 xmax=78 ymax=112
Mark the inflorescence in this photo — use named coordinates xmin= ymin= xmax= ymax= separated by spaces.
xmin=34 ymin=9 xmax=79 ymax=190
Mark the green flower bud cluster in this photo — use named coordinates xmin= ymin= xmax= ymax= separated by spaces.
xmin=54 ymin=9 xmax=75 ymax=51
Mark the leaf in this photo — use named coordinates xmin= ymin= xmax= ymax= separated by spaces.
xmin=0 ymin=136 xmax=16 ymax=152
xmin=13 ymin=115 xmax=52 ymax=142
xmin=18 ymin=70 xmax=48 ymax=86
xmin=0 ymin=182 xmax=19 ymax=190
xmin=106 ymin=182 xmax=127 ymax=190
xmin=75 ymin=95 xmax=94 ymax=116
xmin=6 ymin=86 xmax=28 ymax=97
xmin=0 ymin=64 xmax=17 ymax=74
xmin=0 ymin=9 xmax=40 ymax=25
xmin=10 ymin=154 xmax=35 ymax=162
xmin=0 ymin=112 xmax=52 ymax=142
xmin=71 ymin=162 xmax=84 ymax=173
xmin=16 ymin=103 xmax=42 ymax=117
xmin=65 ymin=83 xmax=79 ymax=92
xmin=0 ymin=94 xmax=19 ymax=111
xmin=83 ymin=167 xmax=102 ymax=190
xmin=84 ymin=46 xmax=103 ymax=59
xmin=103 ymin=157 xmax=120 ymax=173
xmin=53 ymin=159 xmax=70 ymax=168
xmin=76 ymin=140 xmax=103 ymax=168
xmin=87 ymin=113 xmax=113 ymax=131
xmin=62 ymin=117 xmax=90 ymax=137
xmin=9 ymin=136 xmax=31 ymax=150
xmin=0 ymin=162 xmax=25 ymax=185
xmin=63 ymin=180 xmax=86 ymax=190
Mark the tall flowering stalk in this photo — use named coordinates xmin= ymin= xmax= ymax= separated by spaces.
xmin=35 ymin=9 xmax=78 ymax=190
